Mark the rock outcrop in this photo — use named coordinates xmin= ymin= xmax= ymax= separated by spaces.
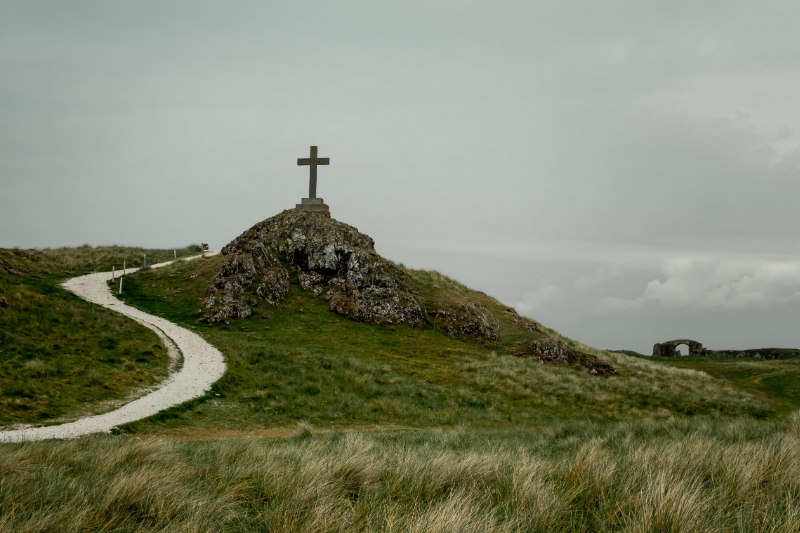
xmin=430 ymin=294 xmax=500 ymax=341
xmin=204 ymin=210 xmax=424 ymax=326
xmin=511 ymin=338 xmax=618 ymax=375
xmin=504 ymin=307 xmax=544 ymax=334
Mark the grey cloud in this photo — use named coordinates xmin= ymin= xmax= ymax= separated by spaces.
xmin=3 ymin=0 xmax=800 ymax=352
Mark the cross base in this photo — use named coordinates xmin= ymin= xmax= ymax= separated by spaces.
xmin=296 ymin=198 xmax=330 ymax=214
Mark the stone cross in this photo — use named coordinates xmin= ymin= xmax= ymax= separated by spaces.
xmin=297 ymin=146 xmax=330 ymax=198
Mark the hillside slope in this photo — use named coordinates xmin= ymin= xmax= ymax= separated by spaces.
xmin=3 ymin=222 xmax=800 ymax=531
xmin=111 ymin=212 xmax=784 ymax=434
xmin=203 ymin=210 xmax=615 ymax=374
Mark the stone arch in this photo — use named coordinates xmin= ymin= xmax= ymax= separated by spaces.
xmin=652 ymin=339 xmax=705 ymax=357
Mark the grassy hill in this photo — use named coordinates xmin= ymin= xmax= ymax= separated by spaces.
xmin=109 ymin=251 xmax=786 ymax=437
xmin=3 ymin=239 xmax=800 ymax=531
xmin=0 ymin=245 xmax=199 ymax=426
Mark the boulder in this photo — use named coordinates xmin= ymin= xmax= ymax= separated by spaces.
xmin=431 ymin=294 xmax=499 ymax=341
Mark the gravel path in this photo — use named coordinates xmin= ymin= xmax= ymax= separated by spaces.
xmin=0 ymin=253 xmax=226 ymax=443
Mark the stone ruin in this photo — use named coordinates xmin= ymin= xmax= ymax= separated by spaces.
xmin=652 ymin=339 xmax=706 ymax=357
xmin=653 ymin=339 xmax=791 ymax=359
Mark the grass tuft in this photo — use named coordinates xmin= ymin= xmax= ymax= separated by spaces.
xmin=290 ymin=420 xmax=314 ymax=440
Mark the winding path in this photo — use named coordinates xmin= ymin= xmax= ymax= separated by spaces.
xmin=0 ymin=254 xmax=227 ymax=442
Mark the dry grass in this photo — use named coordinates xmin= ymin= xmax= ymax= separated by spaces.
xmin=2 ymin=248 xmax=794 ymax=530
xmin=2 ymin=415 xmax=800 ymax=531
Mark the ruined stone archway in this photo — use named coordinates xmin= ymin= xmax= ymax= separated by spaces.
xmin=652 ymin=339 xmax=705 ymax=357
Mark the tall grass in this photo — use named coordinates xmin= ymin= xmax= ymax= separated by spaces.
xmin=2 ymin=415 xmax=800 ymax=531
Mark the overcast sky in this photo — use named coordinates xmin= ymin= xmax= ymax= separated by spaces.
xmin=3 ymin=1 xmax=800 ymax=354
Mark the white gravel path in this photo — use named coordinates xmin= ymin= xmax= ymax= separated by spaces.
xmin=0 ymin=253 xmax=226 ymax=443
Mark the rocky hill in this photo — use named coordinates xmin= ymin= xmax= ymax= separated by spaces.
xmin=203 ymin=210 xmax=617 ymax=374
xmin=203 ymin=210 xmax=423 ymax=327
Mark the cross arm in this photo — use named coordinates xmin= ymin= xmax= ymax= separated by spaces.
xmin=297 ymin=158 xmax=330 ymax=166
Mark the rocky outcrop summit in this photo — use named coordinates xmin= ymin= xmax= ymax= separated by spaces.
xmin=204 ymin=210 xmax=424 ymax=327
xmin=203 ymin=209 xmax=617 ymax=374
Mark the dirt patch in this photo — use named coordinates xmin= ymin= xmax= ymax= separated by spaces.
xmin=158 ymin=424 xmax=425 ymax=441
xmin=160 ymin=427 xmax=295 ymax=441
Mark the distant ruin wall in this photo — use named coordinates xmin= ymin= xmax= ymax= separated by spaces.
xmin=653 ymin=340 xmax=789 ymax=359
xmin=652 ymin=339 xmax=705 ymax=357
xmin=706 ymin=349 xmax=785 ymax=360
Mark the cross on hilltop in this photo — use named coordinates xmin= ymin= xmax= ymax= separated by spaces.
xmin=295 ymin=145 xmax=331 ymax=214
xmin=297 ymin=146 xmax=330 ymax=198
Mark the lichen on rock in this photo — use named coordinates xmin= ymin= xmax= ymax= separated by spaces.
xmin=530 ymin=338 xmax=572 ymax=363
xmin=256 ymin=267 xmax=290 ymax=304
xmin=431 ymin=294 xmax=500 ymax=341
xmin=204 ymin=210 xmax=424 ymax=326
xmin=528 ymin=338 xmax=618 ymax=375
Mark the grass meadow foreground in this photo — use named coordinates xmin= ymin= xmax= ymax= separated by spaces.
xmin=2 ymin=416 xmax=800 ymax=532
xmin=3 ymin=245 xmax=800 ymax=530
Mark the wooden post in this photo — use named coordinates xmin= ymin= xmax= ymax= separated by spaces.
xmin=123 ymin=260 xmax=126 ymax=276
xmin=119 ymin=275 xmax=123 ymax=295
xmin=174 ymin=249 xmax=176 ymax=260
xmin=112 ymin=265 xmax=115 ymax=281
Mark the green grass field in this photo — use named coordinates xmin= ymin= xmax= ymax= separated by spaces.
xmin=3 ymin=244 xmax=800 ymax=531
xmin=633 ymin=353 xmax=800 ymax=417
xmin=111 ymin=252 xmax=787 ymax=437
xmin=0 ymin=246 xmax=199 ymax=426
xmin=2 ymin=416 xmax=800 ymax=532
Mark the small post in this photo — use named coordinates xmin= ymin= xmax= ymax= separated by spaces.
xmin=123 ymin=260 xmax=126 ymax=276
xmin=143 ymin=254 xmax=146 ymax=268
xmin=174 ymin=249 xmax=176 ymax=260
xmin=119 ymin=275 xmax=123 ymax=295
xmin=112 ymin=265 xmax=115 ymax=282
